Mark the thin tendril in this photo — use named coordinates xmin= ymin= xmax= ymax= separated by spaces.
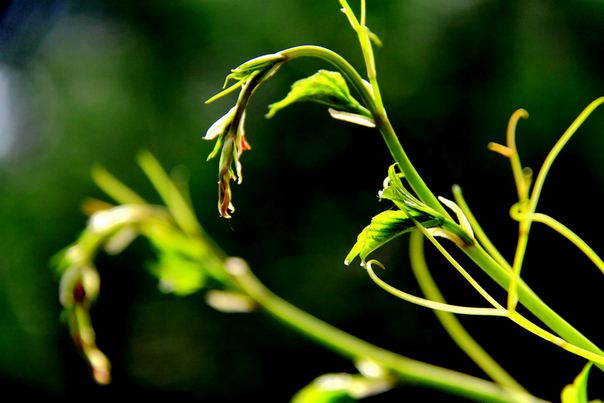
xmin=365 ymin=260 xmax=506 ymax=316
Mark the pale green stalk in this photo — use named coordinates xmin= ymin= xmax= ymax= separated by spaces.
xmin=507 ymin=98 xmax=604 ymax=310
xmin=366 ymin=260 xmax=506 ymax=316
xmin=279 ymin=45 xmax=450 ymax=219
xmin=225 ymin=257 xmax=547 ymax=403
xmin=452 ymin=185 xmax=512 ymax=272
xmin=334 ymin=2 xmax=604 ymax=367
xmin=405 ymin=219 xmax=604 ymax=366
xmin=517 ymin=212 xmax=604 ymax=275
xmin=279 ymin=43 xmax=604 ymax=371
xmin=409 ymin=230 xmax=528 ymax=393
xmin=463 ymin=243 xmax=604 ymax=371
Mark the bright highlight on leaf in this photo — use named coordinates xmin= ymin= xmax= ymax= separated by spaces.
xmin=328 ymin=108 xmax=375 ymax=127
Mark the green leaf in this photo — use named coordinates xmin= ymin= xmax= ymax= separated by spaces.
xmin=345 ymin=164 xmax=451 ymax=266
xmin=561 ymin=362 xmax=595 ymax=403
xmin=266 ymin=70 xmax=370 ymax=119
xmin=146 ymin=230 xmax=208 ymax=296
xmin=379 ymin=164 xmax=435 ymax=216
xmin=345 ymin=209 xmax=444 ymax=266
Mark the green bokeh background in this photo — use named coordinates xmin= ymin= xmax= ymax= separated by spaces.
xmin=1 ymin=0 xmax=604 ymax=401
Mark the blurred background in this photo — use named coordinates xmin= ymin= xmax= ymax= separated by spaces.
xmin=1 ymin=0 xmax=604 ymax=401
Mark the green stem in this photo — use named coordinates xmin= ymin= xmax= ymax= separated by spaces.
xmin=508 ymin=98 xmax=604 ymax=311
xmin=278 ymin=46 xmax=603 ymax=368
xmin=225 ymin=257 xmax=547 ymax=403
xmin=463 ymin=243 xmax=604 ymax=371
xmin=409 ymin=230 xmax=528 ymax=393
xmin=452 ymin=185 xmax=511 ymax=272
xmin=279 ymin=46 xmax=449 ymax=218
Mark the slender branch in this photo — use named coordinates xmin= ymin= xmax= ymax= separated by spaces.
xmin=452 ymin=185 xmax=512 ymax=272
xmin=279 ymin=45 xmax=450 ymax=219
xmin=462 ymin=243 xmax=604 ymax=371
xmin=409 ymin=230 xmax=528 ymax=392
xmin=225 ymin=257 xmax=547 ymax=403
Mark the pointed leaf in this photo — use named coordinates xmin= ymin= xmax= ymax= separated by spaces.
xmin=346 ymin=209 xmax=444 ymax=265
xmin=266 ymin=70 xmax=369 ymax=119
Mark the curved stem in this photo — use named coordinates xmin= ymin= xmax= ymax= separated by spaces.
xmin=452 ymin=185 xmax=512 ymax=272
xmin=529 ymin=213 xmax=604 ymax=275
xmin=508 ymin=98 xmax=604 ymax=311
xmin=279 ymin=45 xmax=450 ymax=219
xmin=225 ymin=257 xmax=547 ymax=403
xmin=462 ymin=243 xmax=604 ymax=371
xmin=409 ymin=230 xmax=528 ymax=393
xmin=366 ymin=260 xmax=507 ymax=316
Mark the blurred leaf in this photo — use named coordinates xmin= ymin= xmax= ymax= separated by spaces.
xmin=147 ymin=251 xmax=207 ymax=296
xmin=137 ymin=150 xmax=203 ymax=236
xmin=561 ymin=362 xmax=596 ymax=403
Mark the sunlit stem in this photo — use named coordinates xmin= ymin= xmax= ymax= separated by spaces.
xmin=496 ymin=109 xmax=530 ymax=313
xmin=509 ymin=207 xmax=604 ymax=276
xmin=452 ymin=185 xmax=512 ymax=272
xmin=360 ymin=0 xmax=366 ymax=27
xmin=279 ymin=45 xmax=450 ymax=219
xmin=408 ymin=224 xmax=604 ymax=366
xmin=508 ymin=311 xmax=604 ymax=366
xmin=365 ymin=260 xmax=506 ymax=316
xmin=462 ymin=243 xmax=604 ymax=372
xmin=529 ymin=97 xmax=604 ymax=215
xmin=506 ymin=109 xmax=530 ymax=202
xmin=226 ymin=257 xmax=547 ymax=403
xmin=508 ymin=98 xmax=604 ymax=312
xmin=339 ymin=1 xmax=384 ymax=117
xmin=399 ymin=204 xmax=504 ymax=310
xmin=409 ymin=230 xmax=528 ymax=393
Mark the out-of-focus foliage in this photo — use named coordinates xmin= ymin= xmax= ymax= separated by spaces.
xmin=0 ymin=0 xmax=603 ymax=401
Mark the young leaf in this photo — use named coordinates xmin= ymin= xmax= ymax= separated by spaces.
xmin=345 ymin=209 xmax=444 ymax=266
xmin=266 ymin=70 xmax=371 ymax=120
xmin=561 ymin=362 xmax=596 ymax=403
xmin=379 ymin=163 xmax=434 ymax=216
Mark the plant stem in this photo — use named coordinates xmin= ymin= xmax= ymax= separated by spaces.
xmin=463 ymin=243 xmax=604 ymax=371
xmin=409 ymin=230 xmax=528 ymax=393
xmin=225 ymin=257 xmax=547 ymax=403
xmin=278 ymin=46 xmax=603 ymax=367
xmin=279 ymin=46 xmax=449 ymax=219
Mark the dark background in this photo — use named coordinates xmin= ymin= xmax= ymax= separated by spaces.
xmin=1 ymin=0 xmax=604 ymax=401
